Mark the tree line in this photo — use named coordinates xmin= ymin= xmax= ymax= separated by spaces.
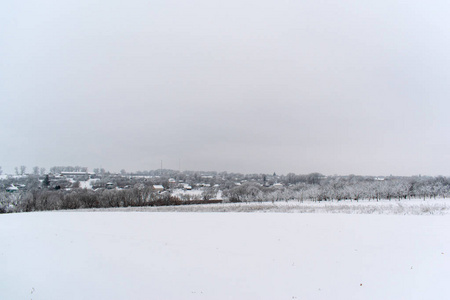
xmin=0 ymin=184 xmax=184 ymax=213
xmin=1 ymin=168 xmax=449 ymax=213
xmin=222 ymin=175 xmax=449 ymax=203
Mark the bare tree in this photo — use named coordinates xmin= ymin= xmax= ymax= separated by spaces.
xmin=43 ymin=175 xmax=50 ymax=187
xmin=20 ymin=165 xmax=26 ymax=175
xmin=33 ymin=166 xmax=39 ymax=176
xmin=72 ymin=181 xmax=81 ymax=188
xmin=40 ymin=167 xmax=46 ymax=175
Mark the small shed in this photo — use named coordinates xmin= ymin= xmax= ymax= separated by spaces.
xmin=153 ymin=185 xmax=164 ymax=192
xmin=6 ymin=185 xmax=19 ymax=193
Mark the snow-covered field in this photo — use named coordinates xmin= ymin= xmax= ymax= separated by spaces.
xmin=1 ymin=205 xmax=450 ymax=299
xmin=84 ymin=198 xmax=450 ymax=215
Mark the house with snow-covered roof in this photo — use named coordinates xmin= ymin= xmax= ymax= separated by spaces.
xmin=153 ymin=185 xmax=164 ymax=192
xmin=6 ymin=185 xmax=19 ymax=193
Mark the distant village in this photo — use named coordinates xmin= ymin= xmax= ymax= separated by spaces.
xmin=1 ymin=166 xmax=449 ymax=213
xmin=1 ymin=168 xmax=294 ymax=196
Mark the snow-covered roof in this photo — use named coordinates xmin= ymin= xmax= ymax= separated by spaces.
xmin=182 ymin=184 xmax=192 ymax=190
xmin=6 ymin=185 xmax=19 ymax=191
xmin=60 ymin=172 xmax=94 ymax=176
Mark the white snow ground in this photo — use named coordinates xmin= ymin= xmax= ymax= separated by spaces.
xmin=1 ymin=208 xmax=450 ymax=300
xmin=80 ymin=198 xmax=450 ymax=215
xmin=171 ymin=188 xmax=204 ymax=198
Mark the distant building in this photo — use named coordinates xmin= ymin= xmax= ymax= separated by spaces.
xmin=153 ymin=185 xmax=164 ymax=192
xmin=182 ymin=184 xmax=192 ymax=190
xmin=273 ymin=183 xmax=283 ymax=189
xmin=60 ymin=172 xmax=94 ymax=177
xmin=6 ymin=185 xmax=19 ymax=193
xmin=168 ymin=178 xmax=177 ymax=187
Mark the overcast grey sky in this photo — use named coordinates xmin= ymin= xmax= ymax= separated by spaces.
xmin=1 ymin=0 xmax=450 ymax=175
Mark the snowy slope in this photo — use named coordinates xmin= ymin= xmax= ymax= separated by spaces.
xmin=1 ymin=212 xmax=450 ymax=300
xmin=76 ymin=198 xmax=450 ymax=215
